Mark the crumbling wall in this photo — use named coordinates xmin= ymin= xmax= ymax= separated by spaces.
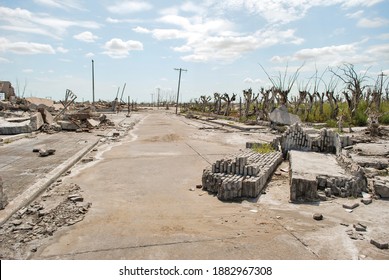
xmin=272 ymin=123 xmax=349 ymax=157
xmin=202 ymin=149 xmax=283 ymax=201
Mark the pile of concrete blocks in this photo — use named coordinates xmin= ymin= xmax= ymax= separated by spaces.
xmin=272 ymin=123 xmax=342 ymax=156
xmin=202 ymin=149 xmax=283 ymax=201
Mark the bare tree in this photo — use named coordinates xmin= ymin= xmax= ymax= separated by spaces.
xmin=199 ymin=95 xmax=211 ymax=112
xmin=331 ymin=63 xmax=369 ymax=119
xmin=259 ymin=63 xmax=304 ymax=107
xmin=213 ymin=92 xmax=222 ymax=115
xmin=221 ymin=93 xmax=236 ymax=116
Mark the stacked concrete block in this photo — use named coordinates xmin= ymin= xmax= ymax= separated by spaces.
xmin=272 ymin=123 xmax=342 ymax=156
xmin=202 ymin=149 xmax=283 ymax=201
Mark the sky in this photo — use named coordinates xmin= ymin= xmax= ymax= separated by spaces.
xmin=0 ymin=0 xmax=389 ymax=103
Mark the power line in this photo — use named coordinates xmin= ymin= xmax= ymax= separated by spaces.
xmin=174 ymin=68 xmax=187 ymax=114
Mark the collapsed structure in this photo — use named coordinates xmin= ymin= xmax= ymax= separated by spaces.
xmin=0 ymin=88 xmax=117 ymax=136
xmin=202 ymin=121 xmax=371 ymax=202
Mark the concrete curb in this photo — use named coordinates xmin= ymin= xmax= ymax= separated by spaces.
xmin=0 ymin=115 xmax=129 ymax=226
xmin=0 ymin=138 xmax=100 ymax=226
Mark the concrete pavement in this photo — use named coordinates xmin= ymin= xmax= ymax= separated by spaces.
xmin=0 ymin=112 xmax=129 ymax=226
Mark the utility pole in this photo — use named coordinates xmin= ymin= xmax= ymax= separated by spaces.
xmin=151 ymin=93 xmax=154 ymax=107
xmin=92 ymin=59 xmax=95 ymax=104
xmin=174 ymin=68 xmax=187 ymax=114
xmin=157 ymin=87 xmax=160 ymax=109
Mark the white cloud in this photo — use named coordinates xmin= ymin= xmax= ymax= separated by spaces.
xmin=244 ymin=77 xmax=263 ymax=84
xmin=102 ymin=38 xmax=143 ymax=58
xmin=346 ymin=10 xmax=364 ymax=18
xmin=132 ymin=26 xmax=151 ymax=34
xmin=378 ymin=33 xmax=389 ymax=40
xmin=74 ymin=31 xmax=99 ymax=43
xmin=106 ymin=17 xmax=142 ymax=24
xmin=85 ymin=52 xmax=95 ymax=58
xmin=0 ymin=37 xmax=56 ymax=55
xmin=357 ymin=17 xmax=389 ymax=28
xmin=22 ymin=69 xmax=34 ymax=73
xmin=33 ymin=0 xmax=84 ymax=10
xmin=56 ymin=46 xmax=68 ymax=53
xmin=0 ymin=6 xmax=100 ymax=40
xmin=205 ymin=0 xmax=384 ymax=24
xmin=0 ymin=57 xmax=11 ymax=63
xmin=107 ymin=1 xmax=153 ymax=14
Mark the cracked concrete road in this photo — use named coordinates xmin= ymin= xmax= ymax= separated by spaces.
xmin=32 ymin=110 xmax=317 ymax=260
xmin=29 ymin=110 xmax=389 ymax=260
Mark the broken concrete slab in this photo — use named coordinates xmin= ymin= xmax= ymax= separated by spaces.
xmin=370 ymin=238 xmax=389 ymax=250
xmin=373 ymin=177 xmax=389 ymax=198
xmin=38 ymin=107 xmax=54 ymax=125
xmin=269 ymin=105 xmax=301 ymax=126
xmin=57 ymin=120 xmax=79 ymax=131
xmin=86 ymin=118 xmax=100 ymax=128
xmin=28 ymin=112 xmax=44 ymax=131
xmin=0 ymin=119 xmax=32 ymax=134
xmin=343 ymin=203 xmax=359 ymax=210
xmin=289 ymin=150 xmax=354 ymax=201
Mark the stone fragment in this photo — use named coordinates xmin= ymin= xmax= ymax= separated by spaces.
xmin=370 ymin=239 xmax=389 ymax=250
xmin=353 ymin=223 xmax=367 ymax=232
xmin=29 ymin=112 xmax=44 ymax=131
xmin=269 ymin=105 xmax=301 ymax=126
xmin=361 ymin=198 xmax=372 ymax=205
xmin=313 ymin=213 xmax=323 ymax=220
xmin=38 ymin=107 xmax=54 ymax=125
xmin=67 ymin=194 xmax=84 ymax=202
xmin=342 ymin=203 xmax=359 ymax=210
xmin=373 ymin=177 xmax=389 ymax=198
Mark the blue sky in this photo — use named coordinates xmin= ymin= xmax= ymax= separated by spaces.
xmin=0 ymin=0 xmax=388 ymax=102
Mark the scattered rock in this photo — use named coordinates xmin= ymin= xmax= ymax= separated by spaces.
xmin=370 ymin=238 xmax=389 ymax=250
xmin=342 ymin=203 xmax=359 ymax=210
xmin=361 ymin=198 xmax=372 ymax=205
xmin=353 ymin=223 xmax=367 ymax=232
xmin=67 ymin=194 xmax=84 ymax=202
xmin=189 ymin=188 xmax=195 ymax=191
xmin=196 ymin=184 xmax=202 ymax=189
xmin=81 ymin=157 xmax=94 ymax=163
xmin=313 ymin=213 xmax=323 ymax=220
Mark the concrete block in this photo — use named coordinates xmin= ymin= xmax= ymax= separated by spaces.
xmin=29 ymin=112 xmax=44 ymax=131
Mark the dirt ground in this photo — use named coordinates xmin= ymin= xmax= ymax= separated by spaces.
xmin=0 ymin=109 xmax=388 ymax=260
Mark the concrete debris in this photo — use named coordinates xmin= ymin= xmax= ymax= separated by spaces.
xmin=202 ymin=148 xmax=283 ymax=201
xmin=0 ymin=183 xmax=91 ymax=259
xmin=269 ymin=105 xmax=301 ymax=126
xmin=38 ymin=149 xmax=56 ymax=157
xmin=343 ymin=203 xmax=359 ymax=210
xmin=373 ymin=177 xmax=389 ymax=198
xmin=1 ymin=95 xmax=117 ymax=135
xmin=370 ymin=238 xmax=389 ymax=250
xmin=313 ymin=213 xmax=323 ymax=220
xmin=353 ymin=223 xmax=367 ymax=232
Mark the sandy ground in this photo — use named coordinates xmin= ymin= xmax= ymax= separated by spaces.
xmin=1 ymin=109 xmax=388 ymax=260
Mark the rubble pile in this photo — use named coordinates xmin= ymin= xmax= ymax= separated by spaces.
xmin=0 ymin=183 xmax=90 ymax=259
xmin=202 ymin=148 xmax=283 ymax=201
xmin=0 ymin=96 xmax=116 ymax=135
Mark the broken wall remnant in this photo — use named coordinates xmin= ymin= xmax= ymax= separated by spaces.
xmin=272 ymin=122 xmax=344 ymax=156
xmin=289 ymin=150 xmax=368 ymax=202
xmin=373 ymin=177 xmax=389 ymax=198
xmin=202 ymin=148 xmax=283 ymax=201
xmin=0 ymin=81 xmax=15 ymax=100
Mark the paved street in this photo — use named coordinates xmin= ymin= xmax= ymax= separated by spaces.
xmin=31 ymin=110 xmax=317 ymax=260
